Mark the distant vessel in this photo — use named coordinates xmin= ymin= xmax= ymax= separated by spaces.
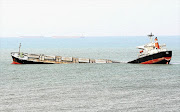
xmin=80 ymin=34 xmax=85 ymax=38
xmin=128 ymin=33 xmax=172 ymax=64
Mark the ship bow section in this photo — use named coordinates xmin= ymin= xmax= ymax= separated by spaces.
xmin=11 ymin=52 xmax=54 ymax=64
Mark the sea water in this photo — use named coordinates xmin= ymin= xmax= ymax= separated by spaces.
xmin=0 ymin=36 xmax=180 ymax=111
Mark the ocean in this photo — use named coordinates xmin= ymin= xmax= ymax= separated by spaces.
xmin=0 ymin=36 xmax=180 ymax=111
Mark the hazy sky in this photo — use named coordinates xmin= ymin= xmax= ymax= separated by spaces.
xmin=0 ymin=0 xmax=180 ymax=37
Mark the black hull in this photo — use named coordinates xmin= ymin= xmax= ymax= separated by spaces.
xmin=12 ymin=56 xmax=54 ymax=64
xmin=128 ymin=51 xmax=172 ymax=64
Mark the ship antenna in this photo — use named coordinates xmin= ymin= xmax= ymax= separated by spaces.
xmin=147 ymin=32 xmax=154 ymax=43
xmin=19 ymin=43 xmax=21 ymax=54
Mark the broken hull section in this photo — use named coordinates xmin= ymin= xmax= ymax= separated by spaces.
xmin=128 ymin=51 xmax=172 ymax=64
xmin=12 ymin=56 xmax=54 ymax=64
xmin=11 ymin=52 xmax=114 ymax=64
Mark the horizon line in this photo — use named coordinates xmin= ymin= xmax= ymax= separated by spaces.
xmin=0 ymin=35 xmax=180 ymax=38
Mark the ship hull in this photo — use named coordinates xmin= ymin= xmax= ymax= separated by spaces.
xmin=12 ymin=56 xmax=54 ymax=64
xmin=128 ymin=51 xmax=172 ymax=64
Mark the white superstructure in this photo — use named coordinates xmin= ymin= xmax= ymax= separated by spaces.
xmin=137 ymin=33 xmax=167 ymax=58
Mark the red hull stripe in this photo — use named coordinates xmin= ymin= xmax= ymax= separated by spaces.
xmin=164 ymin=57 xmax=171 ymax=61
xmin=141 ymin=57 xmax=171 ymax=64
xmin=11 ymin=61 xmax=21 ymax=64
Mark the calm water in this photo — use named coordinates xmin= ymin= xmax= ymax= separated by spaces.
xmin=0 ymin=36 xmax=180 ymax=111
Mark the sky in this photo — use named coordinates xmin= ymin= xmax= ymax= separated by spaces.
xmin=0 ymin=0 xmax=180 ymax=37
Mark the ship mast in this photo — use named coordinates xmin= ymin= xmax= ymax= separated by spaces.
xmin=19 ymin=43 xmax=21 ymax=54
xmin=147 ymin=33 xmax=154 ymax=43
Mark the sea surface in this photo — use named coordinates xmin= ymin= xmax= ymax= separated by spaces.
xmin=0 ymin=36 xmax=180 ymax=111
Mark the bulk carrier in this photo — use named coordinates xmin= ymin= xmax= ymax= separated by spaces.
xmin=11 ymin=43 xmax=114 ymax=64
xmin=128 ymin=33 xmax=172 ymax=64
xmin=11 ymin=33 xmax=172 ymax=64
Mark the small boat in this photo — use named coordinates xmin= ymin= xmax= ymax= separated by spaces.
xmin=128 ymin=33 xmax=172 ymax=64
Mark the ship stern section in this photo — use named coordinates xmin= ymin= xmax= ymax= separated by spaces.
xmin=128 ymin=51 xmax=172 ymax=64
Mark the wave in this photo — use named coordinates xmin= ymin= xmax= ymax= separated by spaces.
xmin=170 ymin=62 xmax=180 ymax=65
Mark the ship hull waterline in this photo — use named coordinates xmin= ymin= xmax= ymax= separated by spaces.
xmin=11 ymin=51 xmax=172 ymax=64
xmin=128 ymin=51 xmax=172 ymax=64
xmin=12 ymin=56 xmax=54 ymax=64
